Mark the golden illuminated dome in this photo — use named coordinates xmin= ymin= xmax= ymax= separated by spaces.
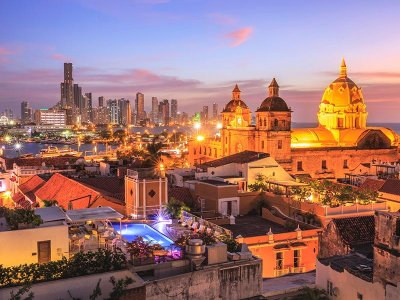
xmin=320 ymin=59 xmax=365 ymax=108
xmin=257 ymin=78 xmax=290 ymax=112
xmin=318 ymin=59 xmax=367 ymax=130
xmin=223 ymin=84 xmax=249 ymax=112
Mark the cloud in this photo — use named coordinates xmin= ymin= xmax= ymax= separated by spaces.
xmin=0 ymin=46 xmax=17 ymax=63
xmin=224 ymin=27 xmax=253 ymax=47
xmin=50 ymin=53 xmax=71 ymax=62
xmin=207 ymin=13 xmax=237 ymax=25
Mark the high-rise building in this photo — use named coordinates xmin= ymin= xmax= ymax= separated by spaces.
xmin=92 ymin=107 xmax=109 ymax=125
xmin=108 ymin=99 xmax=132 ymax=125
xmin=85 ymin=92 xmax=93 ymax=122
xmin=162 ymin=99 xmax=170 ymax=125
xmin=21 ymin=101 xmax=32 ymax=125
xmin=213 ymin=102 xmax=218 ymax=120
xmin=151 ymin=97 xmax=158 ymax=123
xmin=60 ymin=63 xmax=75 ymax=125
xmin=202 ymin=106 xmax=209 ymax=123
xmin=2 ymin=109 xmax=14 ymax=120
xmin=135 ymin=92 xmax=145 ymax=124
xmin=98 ymin=96 xmax=105 ymax=107
xmin=171 ymin=99 xmax=178 ymax=123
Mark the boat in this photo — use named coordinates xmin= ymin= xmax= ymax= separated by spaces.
xmin=39 ymin=146 xmax=82 ymax=158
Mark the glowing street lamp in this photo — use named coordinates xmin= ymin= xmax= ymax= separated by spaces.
xmin=196 ymin=135 xmax=205 ymax=142
xmin=216 ymin=122 xmax=223 ymax=130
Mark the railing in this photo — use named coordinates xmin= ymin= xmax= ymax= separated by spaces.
xmin=182 ymin=211 xmax=232 ymax=237
xmin=290 ymin=266 xmax=306 ymax=273
xmin=274 ymin=268 xmax=290 ymax=277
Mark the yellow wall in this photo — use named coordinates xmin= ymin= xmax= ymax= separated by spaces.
xmin=0 ymin=224 xmax=69 ymax=267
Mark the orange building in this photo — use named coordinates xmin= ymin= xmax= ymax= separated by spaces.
xmin=221 ymin=214 xmax=320 ymax=278
xmin=189 ymin=60 xmax=399 ymax=179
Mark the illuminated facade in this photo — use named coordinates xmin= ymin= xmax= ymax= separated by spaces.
xmin=189 ymin=60 xmax=399 ymax=179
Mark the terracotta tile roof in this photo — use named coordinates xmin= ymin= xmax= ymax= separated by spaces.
xmin=34 ymin=173 xmax=101 ymax=210
xmin=333 ymin=216 xmax=374 ymax=247
xmin=359 ymin=178 xmax=385 ymax=192
xmin=168 ymin=187 xmax=194 ymax=207
xmin=379 ymin=179 xmax=400 ymax=196
xmin=3 ymin=156 xmax=77 ymax=170
xmin=12 ymin=193 xmax=32 ymax=209
xmin=18 ymin=175 xmax=46 ymax=202
xmin=75 ymin=177 xmax=124 ymax=196
xmin=197 ymin=151 xmax=269 ymax=169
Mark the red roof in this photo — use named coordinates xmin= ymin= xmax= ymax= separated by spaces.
xmin=379 ymin=179 xmax=400 ymax=196
xmin=12 ymin=192 xmax=32 ymax=209
xmin=169 ymin=187 xmax=195 ymax=207
xmin=18 ymin=175 xmax=46 ymax=202
xmin=34 ymin=173 xmax=101 ymax=210
xmin=359 ymin=178 xmax=385 ymax=192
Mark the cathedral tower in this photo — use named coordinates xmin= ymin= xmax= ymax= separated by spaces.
xmin=256 ymin=78 xmax=292 ymax=162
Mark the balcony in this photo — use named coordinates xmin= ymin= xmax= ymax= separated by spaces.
xmin=274 ymin=268 xmax=290 ymax=277
xmin=290 ymin=266 xmax=305 ymax=273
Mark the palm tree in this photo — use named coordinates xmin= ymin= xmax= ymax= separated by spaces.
xmin=145 ymin=139 xmax=171 ymax=167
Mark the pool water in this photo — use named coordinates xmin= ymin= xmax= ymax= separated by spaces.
xmin=112 ymin=223 xmax=174 ymax=248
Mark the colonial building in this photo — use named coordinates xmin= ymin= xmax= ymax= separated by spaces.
xmin=189 ymin=60 xmax=399 ymax=179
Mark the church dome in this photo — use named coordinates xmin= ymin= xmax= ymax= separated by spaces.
xmin=223 ymin=84 xmax=249 ymax=112
xmin=320 ymin=59 xmax=365 ymax=107
xmin=257 ymin=78 xmax=290 ymax=112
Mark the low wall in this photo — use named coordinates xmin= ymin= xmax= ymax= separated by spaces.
xmin=141 ymin=260 xmax=262 ymax=300
xmin=0 ymin=270 xmax=142 ymax=300
xmin=262 ymin=207 xmax=286 ymax=226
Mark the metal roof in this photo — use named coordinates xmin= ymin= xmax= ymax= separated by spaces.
xmin=65 ymin=206 xmax=123 ymax=222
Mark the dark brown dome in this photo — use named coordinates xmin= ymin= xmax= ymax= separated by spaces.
xmin=257 ymin=96 xmax=290 ymax=112
xmin=223 ymin=99 xmax=249 ymax=112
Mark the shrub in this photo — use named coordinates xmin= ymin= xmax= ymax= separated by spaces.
xmin=0 ymin=249 xmax=126 ymax=288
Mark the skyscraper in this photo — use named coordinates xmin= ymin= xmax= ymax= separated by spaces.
xmin=108 ymin=99 xmax=131 ymax=125
xmin=61 ymin=63 xmax=74 ymax=107
xmin=213 ymin=102 xmax=218 ymax=120
xmin=85 ymin=92 xmax=93 ymax=122
xmin=171 ymin=99 xmax=178 ymax=123
xmin=151 ymin=97 xmax=158 ymax=123
xmin=98 ymin=96 xmax=105 ymax=107
xmin=162 ymin=99 xmax=170 ymax=125
xmin=135 ymin=92 xmax=145 ymax=124
xmin=202 ymin=106 xmax=209 ymax=123
xmin=20 ymin=101 xmax=31 ymax=125
xmin=73 ymin=84 xmax=82 ymax=112
xmin=60 ymin=63 xmax=74 ymax=125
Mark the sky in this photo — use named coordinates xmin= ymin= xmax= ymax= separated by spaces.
xmin=1 ymin=0 xmax=400 ymax=122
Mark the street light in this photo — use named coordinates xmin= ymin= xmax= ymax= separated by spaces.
xmin=216 ymin=122 xmax=223 ymax=130
xmin=196 ymin=135 xmax=205 ymax=142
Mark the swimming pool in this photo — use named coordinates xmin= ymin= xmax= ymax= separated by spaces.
xmin=112 ymin=223 xmax=174 ymax=248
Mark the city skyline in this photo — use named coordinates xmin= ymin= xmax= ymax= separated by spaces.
xmin=1 ymin=1 xmax=400 ymax=122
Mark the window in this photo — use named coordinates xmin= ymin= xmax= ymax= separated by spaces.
xmin=327 ymin=280 xmax=333 ymax=296
xmin=208 ymin=148 xmax=211 ymax=156
xmin=199 ymin=147 xmax=202 ymax=154
xmin=395 ymin=219 xmax=400 ymax=236
xmin=278 ymin=140 xmax=282 ymax=149
xmin=261 ymin=140 xmax=265 ymax=149
xmin=297 ymin=161 xmax=303 ymax=171
xmin=294 ymin=250 xmax=301 ymax=268
xmin=263 ymin=119 xmax=267 ymax=126
xmin=357 ymin=293 xmax=363 ymax=300
xmin=225 ymin=137 xmax=228 ymax=144
xmin=276 ymin=252 xmax=283 ymax=270
xmin=259 ymin=118 xmax=262 ymax=126
xmin=338 ymin=118 xmax=344 ymax=128
xmin=194 ymin=148 xmax=196 ymax=155
xmin=343 ymin=159 xmax=348 ymax=169
xmin=214 ymin=149 xmax=217 ymax=158
xmin=274 ymin=119 xmax=278 ymax=127
xmin=322 ymin=160 xmax=327 ymax=170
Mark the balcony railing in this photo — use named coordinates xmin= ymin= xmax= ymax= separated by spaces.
xmin=274 ymin=268 xmax=290 ymax=277
xmin=290 ymin=266 xmax=306 ymax=273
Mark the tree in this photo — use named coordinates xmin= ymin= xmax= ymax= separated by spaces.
xmin=99 ymin=130 xmax=112 ymax=140
xmin=248 ymin=173 xmax=268 ymax=192
xmin=9 ymin=285 xmax=34 ymax=300
xmin=106 ymin=276 xmax=133 ymax=300
xmin=113 ymin=130 xmax=126 ymax=142
xmin=291 ymin=186 xmax=312 ymax=201
xmin=165 ymin=197 xmax=190 ymax=219
xmin=43 ymin=200 xmax=58 ymax=207
xmin=145 ymin=139 xmax=171 ymax=167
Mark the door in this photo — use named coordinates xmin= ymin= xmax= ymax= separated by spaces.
xmin=227 ymin=201 xmax=232 ymax=215
xmin=38 ymin=241 xmax=51 ymax=264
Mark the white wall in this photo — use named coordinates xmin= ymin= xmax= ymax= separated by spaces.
xmin=247 ymin=157 xmax=293 ymax=185
xmin=0 ymin=270 xmax=142 ymax=300
xmin=316 ymin=260 xmax=384 ymax=300
xmin=0 ymin=224 xmax=69 ymax=267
